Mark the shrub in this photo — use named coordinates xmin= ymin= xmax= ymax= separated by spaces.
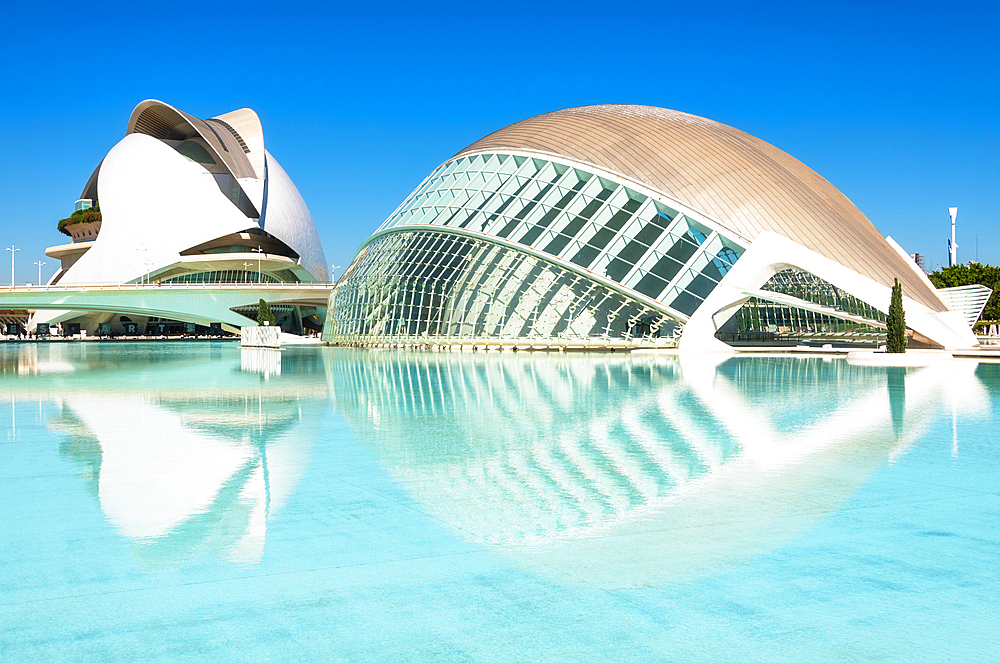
xmin=257 ymin=298 xmax=275 ymax=326
xmin=57 ymin=204 xmax=102 ymax=237
xmin=886 ymin=278 xmax=906 ymax=353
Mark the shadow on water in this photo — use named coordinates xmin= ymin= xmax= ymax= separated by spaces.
xmin=323 ymin=350 xmax=991 ymax=588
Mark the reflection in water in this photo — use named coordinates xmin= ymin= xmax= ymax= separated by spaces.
xmin=1 ymin=342 xmax=993 ymax=586
xmin=325 ymin=350 xmax=991 ymax=587
xmin=241 ymin=347 xmax=282 ymax=378
xmin=888 ymin=367 xmax=905 ymax=438
xmin=54 ymin=392 xmax=313 ymax=568
xmin=0 ymin=343 xmax=75 ymax=375
xmin=0 ymin=343 xmax=325 ymax=570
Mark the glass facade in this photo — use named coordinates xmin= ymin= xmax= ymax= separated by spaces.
xmin=760 ymin=269 xmax=888 ymax=321
xmin=328 ymin=152 xmax=749 ymax=347
xmin=377 ymin=153 xmax=745 ymax=317
xmin=324 ymin=230 xmax=681 ymax=347
xmin=160 ymin=270 xmax=281 ymax=284
xmin=727 ymin=269 xmax=887 ymax=340
xmin=174 ymin=140 xmax=217 ymax=165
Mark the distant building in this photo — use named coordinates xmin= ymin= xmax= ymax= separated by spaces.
xmin=910 ymin=253 xmax=926 ymax=273
xmin=32 ymin=100 xmax=329 ymax=335
xmin=324 ymin=105 xmax=978 ymax=350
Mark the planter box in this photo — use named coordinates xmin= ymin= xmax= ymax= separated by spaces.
xmin=241 ymin=325 xmax=281 ymax=348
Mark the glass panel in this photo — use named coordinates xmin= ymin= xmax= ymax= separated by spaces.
xmin=370 ymin=156 xmax=736 ymax=325
xmin=514 ymin=158 xmax=541 ymax=178
xmin=653 ymin=200 xmax=679 ymax=220
xmin=666 ymin=287 xmax=703 ymax=317
xmin=481 ymin=154 xmax=501 ymax=173
xmin=605 ymin=207 xmax=673 ymax=283
xmin=633 ymin=272 xmax=669 ymax=300
xmin=519 ymin=178 xmax=586 ymax=247
xmin=324 ymin=228 xmax=683 ymax=347
xmin=543 ymin=182 xmax=615 ymax=257
xmin=570 ymin=202 xmax=637 ymax=268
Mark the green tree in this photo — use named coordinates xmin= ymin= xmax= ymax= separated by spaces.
xmin=256 ymin=298 xmax=275 ymax=326
xmin=928 ymin=263 xmax=1000 ymax=322
xmin=886 ymin=278 xmax=906 ymax=353
xmin=56 ymin=204 xmax=102 ymax=236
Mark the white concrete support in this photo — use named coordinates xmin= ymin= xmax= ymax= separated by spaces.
xmin=679 ymin=232 xmax=979 ymax=352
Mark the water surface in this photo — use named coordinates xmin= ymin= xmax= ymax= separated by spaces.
xmin=1 ymin=343 xmax=998 ymax=661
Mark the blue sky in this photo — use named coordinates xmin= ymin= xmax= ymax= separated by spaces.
xmin=2 ymin=0 xmax=997 ymax=284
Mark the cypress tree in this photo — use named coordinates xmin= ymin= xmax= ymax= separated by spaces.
xmin=886 ymin=278 xmax=906 ymax=353
xmin=257 ymin=298 xmax=275 ymax=326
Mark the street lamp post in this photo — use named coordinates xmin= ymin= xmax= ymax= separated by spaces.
xmin=34 ymin=260 xmax=46 ymax=286
xmin=137 ymin=246 xmax=148 ymax=285
xmin=331 ymin=264 xmax=341 ymax=284
xmin=6 ymin=246 xmax=19 ymax=289
xmin=252 ymin=246 xmax=264 ymax=284
xmin=243 ymin=262 xmax=254 ymax=284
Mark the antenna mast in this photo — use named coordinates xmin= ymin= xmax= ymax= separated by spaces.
xmin=948 ymin=207 xmax=958 ymax=267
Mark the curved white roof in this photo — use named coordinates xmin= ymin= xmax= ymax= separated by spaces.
xmin=67 ymin=100 xmax=328 ymax=284
xmin=261 ymin=151 xmax=328 ymax=283
xmin=60 ymin=133 xmax=253 ymax=285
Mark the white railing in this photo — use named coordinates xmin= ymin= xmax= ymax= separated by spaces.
xmin=3 ymin=283 xmax=333 ymax=292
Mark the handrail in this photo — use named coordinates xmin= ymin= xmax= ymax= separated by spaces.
xmin=3 ymin=283 xmax=333 ymax=292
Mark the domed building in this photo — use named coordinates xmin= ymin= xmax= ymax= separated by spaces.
xmin=324 ymin=105 xmax=977 ymax=350
xmin=34 ymin=100 xmax=328 ymax=335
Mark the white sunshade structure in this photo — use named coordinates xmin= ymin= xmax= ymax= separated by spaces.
xmin=323 ymin=105 xmax=979 ymax=350
xmin=936 ymin=284 xmax=993 ymax=328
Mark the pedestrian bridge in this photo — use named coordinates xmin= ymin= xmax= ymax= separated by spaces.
xmin=0 ymin=283 xmax=333 ymax=331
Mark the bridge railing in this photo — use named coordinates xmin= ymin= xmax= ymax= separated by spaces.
xmin=3 ymin=283 xmax=334 ymax=292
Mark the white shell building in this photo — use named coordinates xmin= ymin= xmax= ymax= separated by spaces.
xmin=323 ymin=105 xmax=979 ymax=350
xmin=36 ymin=100 xmax=328 ymax=334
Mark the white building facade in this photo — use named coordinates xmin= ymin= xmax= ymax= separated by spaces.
xmin=35 ymin=100 xmax=328 ymax=335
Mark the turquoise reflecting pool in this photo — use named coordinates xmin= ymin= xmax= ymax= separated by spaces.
xmin=1 ymin=343 xmax=999 ymax=661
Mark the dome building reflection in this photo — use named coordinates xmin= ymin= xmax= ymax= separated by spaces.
xmin=325 ymin=351 xmax=990 ymax=587
xmin=1 ymin=342 xmax=991 ymax=586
